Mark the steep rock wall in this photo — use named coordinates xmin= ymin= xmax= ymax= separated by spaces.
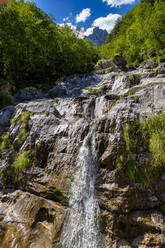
xmin=0 ymin=63 xmax=165 ymax=247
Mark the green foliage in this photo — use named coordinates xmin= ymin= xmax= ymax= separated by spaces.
xmin=123 ymin=89 xmax=139 ymax=97
xmin=123 ymin=124 xmax=133 ymax=153
xmin=129 ymin=74 xmax=141 ymax=85
xmin=100 ymin=0 xmax=165 ymax=66
xmin=0 ymin=91 xmax=13 ymax=109
xmin=16 ymin=111 xmax=31 ymax=144
xmin=0 ymin=132 xmax=13 ymax=151
xmin=160 ymin=202 xmax=165 ymax=212
xmin=104 ymin=17 xmax=123 ymax=44
xmin=87 ymin=84 xmax=105 ymax=93
xmin=13 ymin=150 xmax=36 ymax=171
xmin=0 ymin=0 xmax=98 ymax=88
xmin=118 ymin=113 xmax=165 ymax=187
xmin=143 ymin=113 xmax=165 ymax=166
xmin=0 ymin=166 xmax=15 ymax=189
xmin=96 ymin=67 xmax=121 ymax=74
xmin=149 ymin=131 xmax=165 ymax=167
xmin=0 ymin=111 xmax=31 ymax=152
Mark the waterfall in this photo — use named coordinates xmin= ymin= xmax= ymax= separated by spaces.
xmin=61 ymin=133 xmax=101 ymax=248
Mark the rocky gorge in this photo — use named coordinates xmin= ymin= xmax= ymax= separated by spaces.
xmin=0 ymin=60 xmax=165 ymax=248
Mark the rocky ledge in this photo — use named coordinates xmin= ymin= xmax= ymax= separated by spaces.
xmin=0 ymin=62 xmax=165 ymax=248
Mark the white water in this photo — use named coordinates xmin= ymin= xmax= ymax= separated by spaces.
xmin=61 ymin=133 xmax=101 ymax=248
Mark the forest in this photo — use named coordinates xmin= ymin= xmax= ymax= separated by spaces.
xmin=100 ymin=0 xmax=165 ymax=66
xmin=0 ymin=0 xmax=165 ymax=110
xmin=0 ymin=0 xmax=98 ymax=88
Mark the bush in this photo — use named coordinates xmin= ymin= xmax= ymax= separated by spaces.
xmin=87 ymin=85 xmax=105 ymax=93
xmin=0 ymin=0 xmax=98 ymax=88
xmin=0 ymin=132 xmax=13 ymax=151
xmin=100 ymin=0 xmax=165 ymax=66
xmin=117 ymin=113 xmax=165 ymax=187
xmin=150 ymin=131 xmax=165 ymax=167
xmin=13 ymin=150 xmax=36 ymax=171
xmin=16 ymin=111 xmax=31 ymax=144
xmin=129 ymin=74 xmax=141 ymax=85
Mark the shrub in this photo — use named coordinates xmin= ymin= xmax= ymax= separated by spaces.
xmin=0 ymin=132 xmax=13 ymax=151
xmin=118 ymin=112 xmax=165 ymax=187
xmin=16 ymin=111 xmax=31 ymax=144
xmin=0 ymin=0 xmax=98 ymax=87
xmin=129 ymin=74 xmax=141 ymax=85
xmin=87 ymin=85 xmax=105 ymax=93
xmin=100 ymin=1 xmax=165 ymax=66
xmin=149 ymin=131 xmax=165 ymax=167
xmin=13 ymin=150 xmax=36 ymax=171
xmin=14 ymin=151 xmax=31 ymax=171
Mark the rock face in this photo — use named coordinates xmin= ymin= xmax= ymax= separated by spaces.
xmin=0 ymin=63 xmax=165 ymax=247
xmin=85 ymin=27 xmax=108 ymax=47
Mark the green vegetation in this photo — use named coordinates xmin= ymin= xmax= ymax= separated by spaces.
xmin=0 ymin=80 xmax=15 ymax=109
xmin=96 ymin=67 xmax=121 ymax=74
xmin=100 ymin=0 xmax=165 ymax=66
xmin=160 ymin=202 xmax=165 ymax=212
xmin=13 ymin=150 xmax=36 ymax=171
xmin=16 ymin=111 xmax=31 ymax=144
xmin=129 ymin=74 xmax=141 ymax=85
xmin=0 ymin=132 xmax=13 ymax=151
xmin=0 ymin=0 xmax=98 ymax=89
xmin=87 ymin=85 xmax=105 ymax=93
xmin=0 ymin=92 xmax=13 ymax=109
xmin=0 ymin=111 xmax=31 ymax=151
xmin=123 ymin=89 xmax=139 ymax=97
xmin=117 ymin=113 xmax=165 ymax=187
xmin=0 ymin=149 xmax=37 ymax=188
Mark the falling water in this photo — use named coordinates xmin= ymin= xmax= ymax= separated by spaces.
xmin=61 ymin=133 xmax=101 ymax=248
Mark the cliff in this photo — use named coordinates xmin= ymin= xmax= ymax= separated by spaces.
xmin=85 ymin=27 xmax=108 ymax=47
xmin=0 ymin=61 xmax=165 ymax=247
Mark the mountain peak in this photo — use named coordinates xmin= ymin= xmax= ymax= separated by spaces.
xmin=85 ymin=27 xmax=108 ymax=47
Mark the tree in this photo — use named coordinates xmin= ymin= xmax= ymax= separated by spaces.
xmin=0 ymin=0 xmax=98 ymax=87
xmin=0 ymin=0 xmax=15 ymax=6
xmin=100 ymin=0 xmax=165 ymax=65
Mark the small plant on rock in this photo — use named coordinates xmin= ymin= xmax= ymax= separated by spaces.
xmin=0 ymin=132 xmax=13 ymax=151
xmin=129 ymin=74 xmax=141 ymax=85
xmin=13 ymin=150 xmax=36 ymax=171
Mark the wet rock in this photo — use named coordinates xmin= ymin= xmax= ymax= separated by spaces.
xmin=0 ymin=106 xmax=14 ymax=135
xmin=0 ymin=63 xmax=165 ymax=247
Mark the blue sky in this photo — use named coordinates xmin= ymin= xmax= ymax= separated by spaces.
xmin=27 ymin=0 xmax=139 ymax=35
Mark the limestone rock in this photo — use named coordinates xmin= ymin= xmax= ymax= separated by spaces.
xmin=0 ymin=62 xmax=165 ymax=247
xmin=0 ymin=106 xmax=14 ymax=135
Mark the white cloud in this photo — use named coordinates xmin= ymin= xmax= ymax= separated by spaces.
xmin=75 ymin=8 xmax=91 ymax=23
xmin=102 ymin=0 xmax=135 ymax=7
xmin=63 ymin=16 xmax=70 ymax=22
xmin=93 ymin=13 xmax=121 ymax=33
xmin=58 ymin=23 xmax=84 ymax=39
xmin=84 ymin=27 xmax=94 ymax=36
xmin=63 ymin=12 xmax=73 ymax=22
